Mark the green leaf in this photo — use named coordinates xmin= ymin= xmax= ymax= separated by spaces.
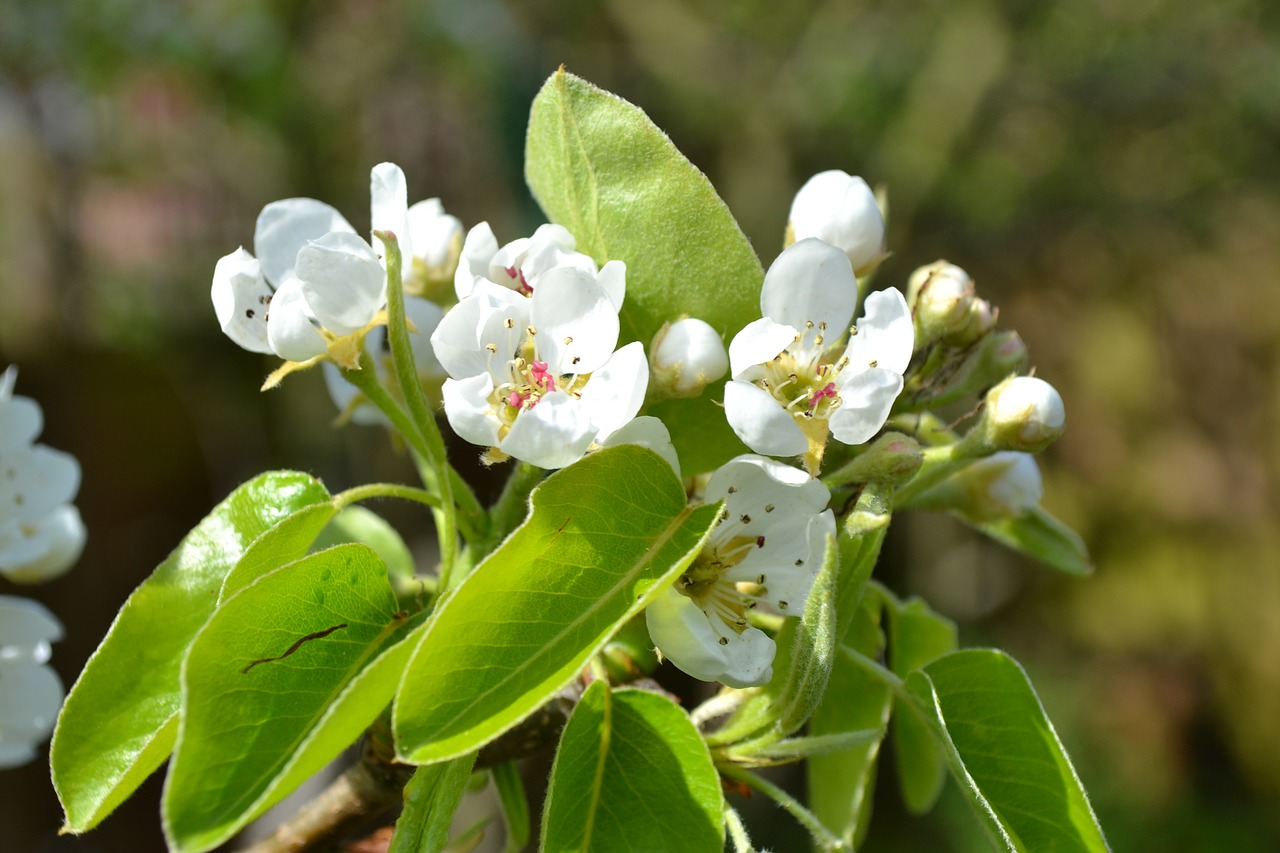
xmin=51 ymin=471 xmax=331 ymax=833
xmin=525 ymin=69 xmax=764 ymax=473
xmin=492 ymin=760 xmax=530 ymax=853
xmin=967 ymin=506 xmax=1093 ymax=576
xmin=394 ymin=445 xmax=719 ymax=763
xmin=541 ymin=683 xmax=724 ymax=852
xmin=312 ymin=504 xmax=416 ymax=582
xmin=906 ymin=650 xmax=1110 ymax=853
xmin=884 ymin=592 xmax=957 ymax=815
xmin=162 ymin=544 xmax=424 ymax=852
xmin=809 ymin=593 xmax=892 ymax=848
xmin=388 ymin=753 xmax=479 ymax=853
xmin=220 ymin=502 xmax=338 ymax=601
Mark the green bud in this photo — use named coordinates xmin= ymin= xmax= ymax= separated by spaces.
xmin=980 ymin=375 xmax=1065 ymax=453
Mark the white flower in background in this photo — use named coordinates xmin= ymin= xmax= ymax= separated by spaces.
xmin=723 ymin=239 xmax=913 ymax=473
xmin=406 ymin=198 xmax=463 ymax=288
xmin=967 ymin=451 xmax=1043 ymax=520
xmin=646 ymin=455 xmax=835 ymax=688
xmin=649 ymin=317 xmax=729 ymax=398
xmin=430 ymin=265 xmax=647 ymax=469
xmin=0 ymin=368 xmax=85 ymax=584
xmin=453 ymin=222 xmax=609 ymax=303
xmin=788 ymin=170 xmax=885 ymax=273
xmin=0 ymin=595 xmax=64 ymax=769
xmin=322 ymin=296 xmax=447 ymax=425
xmin=212 ymin=162 xmax=458 ymax=372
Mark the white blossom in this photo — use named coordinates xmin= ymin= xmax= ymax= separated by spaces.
xmin=788 ymin=170 xmax=885 ymax=273
xmin=646 ymin=455 xmax=835 ymax=688
xmin=0 ymin=368 xmax=85 ymax=584
xmin=0 ymin=595 xmax=64 ymax=768
xmin=453 ymin=222 xmax=610 ymax=304
xmin=431 ymin=264 xmax=646 ymax=469
xmin=723 ymin=239 xmax=913 ymax=472
xmin=650 ymin=318 xmax=729 ymax=398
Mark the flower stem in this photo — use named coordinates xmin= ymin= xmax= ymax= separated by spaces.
xmin=334 ymin=482 xmax=441 ymax=511
xmin=718 ymin=764 xmax=847 ymax=851
xmin=891 ymin=436 xmax=983 ymax=507
xmin=724 ymin=804 xmax=756 ymax=853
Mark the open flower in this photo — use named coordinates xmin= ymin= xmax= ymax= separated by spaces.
xmin=431 ymin=264 xmax=646 ymax=469
xmin=646 ymin=455 xmax=835 ymax=688
xmin=0 ymin=595 xmax=64 ymax=768
xmin=453 ymin=222 xmax=610 ymax=303
xmin=0 ymin=367 xmax=85 ymax=584
xmin=724 ymin=238 xmax=913 ymax=473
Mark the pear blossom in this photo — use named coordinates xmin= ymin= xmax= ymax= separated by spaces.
xmin=788 ymin=170 xmax=885 ymax=273
xmin=212 ymin=162 xmax=457 ymax=372
xmin=454 ymin=222 xmax=615 ymax=305
xmin=0 ymin=367 xmax=85 ymax=584
xmin=646 ymin=455 xmax=835 ymax=688
xmin=724 ymin=239 xmax=913 ymax=472
xmin=0 ymin=595 xmax=64 ymax=768
xmin=649 ymin=317 xmax=729 ymax=398
xmin=431 ymin=264 xmax=646 ymax=469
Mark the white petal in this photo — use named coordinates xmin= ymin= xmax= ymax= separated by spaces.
xmin=441 ymin=375 xmax=501 ymax=448
xmin=829 ymin=367 xmax=903 ymax=446
xmin=646 ymin=587 xmax=731 ymax=683
xmin=430 ymin=287 xmax=530 ymax=380
xmin=596 ymin=260 xmax=626 ymax=312
xmin=723 ymin=380 xmax=808 ymax=457
xmin=0 ymin=505 xmax=86 ymax=583
xmin=577 ymin=342 xmax=649 ymax=440
xmin=404 ymin=297 xmax=447 ymax=377
xmin=408 ymin=199 xmax=462 ymax=269
xmin=296 ymin=232 xmax=387 ymax=334
xmin=599 ymin=416 xmax=681 ymax=478
xmin=728 ymin=317 xmax=796 ymax=379
xmin=760 ymin=238 xmax=856 ymax=338
xmin=843 ymin=287 xmax=913 ymax=377
xmin=255 ymin=198 xmax=356 ymax=286
xmin=789 ymin=170 xmax=885 ymax=271
xmin=211 ymin=248 xmax=275 ymax=354
xmin=717 ymin=627 xmax=776 ymax=688
xmin=0 ymin=659 xmax=63 ymax=766
xmin=266 ymin=278 xmax=327 ymax=362
xmin=532 ymin=268 xmax=619 ymax=374
xmin=500 ymin=391 xmax=596 ymax=469
xmin=0 ymin=395 xmax=42 ymax=452
xmin=371 ymin=162 xmax=412 ymax=263
xmin=0 ymin=445 xmax=80 ymax=524
xmin=653 ymin=318 xmax=727 ymax=392
xmin=0 ymin=595 xmax=63 ymax=648
xmin=455 ymin=222 xmax=501 ymax=299
xmin=706 ymin=454 xmax=831 ymax=516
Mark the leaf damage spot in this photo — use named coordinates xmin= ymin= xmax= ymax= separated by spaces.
xmin=240 ymin=623 xmax=349 ymax=674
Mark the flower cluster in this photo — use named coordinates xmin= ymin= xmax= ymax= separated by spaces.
xmin=0 ymin=367 xmax=83 ymax=769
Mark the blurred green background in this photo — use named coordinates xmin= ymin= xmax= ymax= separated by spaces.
xmin=3 ymin=0 xmax=1278 ymax=850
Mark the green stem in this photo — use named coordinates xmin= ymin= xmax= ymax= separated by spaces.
xmin=719 ymin=765 xmax=846 ymax=852
xmin=334 ymin=482 xmax=441 ymax=511
xmin=838 ymin=644 xmax=909 ymax=703
xmin=892 ymin=437 xmax=983 ymax=508
xmin=724 ymin=804 xmax=756 ymax=853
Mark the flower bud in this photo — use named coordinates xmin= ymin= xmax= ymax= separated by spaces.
xmin=908 ymin=261 xmax=974 ymax=346
xmin=982 ymin=375 xmax=1065 ymax=452
xmin=786 ymin=170 xmax=885 ymax=274
xmin=649 ymin=318 xmax=729 ymax=398
xmin=929 ymin=331 xmax=1029 ymax=408
xmin=910 ymin=451 xmax=1043 ymax=522
xmin=826 ymin=432 xmax=923 ymax=487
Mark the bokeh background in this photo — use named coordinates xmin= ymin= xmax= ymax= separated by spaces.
xmin=3 ymin=0 xmax=1279 ymax=850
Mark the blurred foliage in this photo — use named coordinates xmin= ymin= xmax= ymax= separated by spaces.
xmin=2 ymin=0 xmax=1279 ymax=849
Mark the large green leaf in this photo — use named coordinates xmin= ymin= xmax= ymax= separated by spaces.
xmin=906 ymin=650 xmax=1110 ymax=853
xmin=394 ymin=445 xmax=720 ymax=763
xmin=162 ymin=544 xmax=424 ymax=852
xmin=51 ymin=471 xmax=331 ymax=833
xmin=885 ymin=593 xmax=957 ymax=815
xmin=967 ymin=506 xmax=1093 ymax=576
xmin=809 ymin=593 xmax=892 ymax=847
xmin=312 ymin=504 xmax=416 ymax=582
xmin=541 ymin=683 xmax=724 ymax=852
xmin=388 ymin=753 xmax=478 ymax=853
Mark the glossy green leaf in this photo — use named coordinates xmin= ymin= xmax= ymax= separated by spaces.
xmin=809 ymin=593 xmax=892 ymax=848
xmin=313 ymin=504 xmax=416 ymax=581
xmin=163 ymin=544 xmax=424 ymax=852
xmin=542 ymin=683 xmax=724 ymax=852
xmin=967 ymin=506 xmax=1092 ymax=576
xmin=388 ymin=753 xmax=478 ymax=853
xmin=885 ymin=592 xmax=957 ymax=815
xmin=51 ymin=471 xmax=331 ymax=833
xmin=394 ymin=445 xmax=719 ymax=763
xmin=906 ymin=650 xmax=1110 ymax=853
xmin=220 ymin=502 xmax=338 ymax=601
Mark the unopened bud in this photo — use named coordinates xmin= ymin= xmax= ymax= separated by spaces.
xmin=930 ymin=330 xmax=1029 ymax=408
xmin=944 ymin=297 xmax=997 ymax=347
xmin=786 ymin=170 xmax=885 ymax=274
xmin=825 ymin=432 xmax=922 ymax=488
xmin=909 ymin=261 xmax=974 ymax=345
xmin=407 ymin=198 xmax=463 ymax=300
xmin=649 ymin=318 xmax=729 ymax=398
xmin=911 ymin=451 xmax=1043 ymax=522
xmin=982 ymin=375 xmax=1065 ymax=452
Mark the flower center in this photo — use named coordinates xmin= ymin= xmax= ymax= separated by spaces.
xmin=755 ymin=323 xmax=850 ymax=421
xmin=676 ymin=516 xmax=769 ymax=635
xmin=489 ymin=340 xmax=591 ymax=439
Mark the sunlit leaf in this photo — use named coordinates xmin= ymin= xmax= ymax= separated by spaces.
xmin=967 ymin=506 xmax=1092 ymax=576
xmin=51 ymin=472 xmax=330 ymax=833
xmin=542 ymin=683 xmax=724 ymax=852
xmin=394 ymin=445 xmax=720 ymax=763
xmin=162 ymin=544 xmax=424 ymax=853
xmin=313 ymin=504 xmax=416 ymax=582
xmin=906 ymin=649 xmax=1111 ymax=853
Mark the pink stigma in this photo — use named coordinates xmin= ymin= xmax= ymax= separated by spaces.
xmin=529 ymin=361 xmax=556 ymax=392
xmin=809 ymin=382 xmax=837 ymax=408
xmin=506 ymin=390 xmax=529 ymax=409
